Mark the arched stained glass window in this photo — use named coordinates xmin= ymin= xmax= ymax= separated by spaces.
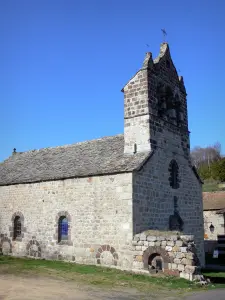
xmin=13 ymin=216 xmax=21 ymax=239
xmin=58 ymin=216 xmax=68 ymax=242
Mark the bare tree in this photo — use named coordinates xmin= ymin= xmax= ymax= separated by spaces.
xmin=191 ymin=142 xmax=221 ymax=169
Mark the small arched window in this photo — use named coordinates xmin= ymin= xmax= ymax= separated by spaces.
xmin=169 ymin=160 xmax=179 ymax=189
xmin=58 ymin=216 xmax=68 ymax=242
xmin=13 ymin=216 xmax=21 ymax=239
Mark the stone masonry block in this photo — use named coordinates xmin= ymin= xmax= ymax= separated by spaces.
xmin=176 ymin=252 xmax=186 ymax=259
xmin=171 ymin=263 xmax=178 ymax=270
xmin=180 ymin=247 xmax=187 ymax=253
xmin=172 ymin=245 xmax=180 ymax=252
xmin=175 ymin=240 xmax=183 ymax=247
xmin=181 ymin=258 xmax=193 ymax=266
xmin=178 ymin=264 xmax=185 ymax=271
xmin=133 ymin=235 xmax=140 ymax=242
xmin=167 ymin=241 xmax=175 ymax=246
xmin=141 ymin=246 xmax=148 ymax=251
xmin=185 ymin=266 xmax=197 ymax=274
xmin=186 ymin=253 xmax=195 ymax=260
xmin=140 ymin=234 xmax=147 ymax=241
xmin=135 ymin=255 xmax=143 ymax=262
xmin=158 ymin=236 xmax=166 ymax=241
xmin=137 ymin=241 xmax=144 ymax=246
xmin=168 ymin=252 xmax=175 ymax=258
xmin=174 ymin=258 xmax=181 ymax=264
xmin=161 ymin=241 xmax=167 ymax=246
xmin=135 ymin=246 xmax=142 ymax=251
xmin=165 ymin=246 xmax=173 ymax=252
xmin=169 ymin=235 xmax=178 ymax=241
xmin=148 ymin=242 xmax=155 ymax=247
xmin=132 ymin=241 xmax=139 ymax=246
xmin=180 ymin=272 xmax=190 ymax=280
xmin=147 ymin=236 xmax=157 ymax=242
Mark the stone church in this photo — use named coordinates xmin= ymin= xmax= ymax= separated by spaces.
xmin=0 ymin=43 xmax=205 ymax=278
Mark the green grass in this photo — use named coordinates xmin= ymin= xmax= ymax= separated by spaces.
xmin=203 ymin=271 xmax=225 ymax=278
xmin=0 ymin=256 xmax=208 ymax=292
xmin=2 ymin=256 xmax=225 ymax=294
xmin=202 ymin=179 xmax=224 ymax=192
xmin=202 ymin=269 xmax=225 ymax=287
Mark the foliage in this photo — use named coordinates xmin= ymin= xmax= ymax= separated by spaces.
xmin=198 ymin=164 xmax=212 ymax=180
xmin=202 ymin=179 xmax=221 ymax=192
xmin=211 ymin=158 xmax=225 ymax=182
xmin=191 ymin=142 xmax=221 ymax=169
xmin=191 ymin=142 xmax=225 ymax=183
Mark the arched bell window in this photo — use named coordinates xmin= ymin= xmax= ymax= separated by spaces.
xmin=58 ymin=216 xmax=68 ymax=242
xmin=168 ymin=160 xmax=180 ymax=189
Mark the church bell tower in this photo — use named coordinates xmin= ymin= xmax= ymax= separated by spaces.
xmin=122 ymin=43 xmax=190 ymax=159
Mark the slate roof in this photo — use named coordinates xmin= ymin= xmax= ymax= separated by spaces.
xmin=203 ymin=191 xmax=225 ymax=211
xmin=0 ymin=134 xmax=151 ymax=186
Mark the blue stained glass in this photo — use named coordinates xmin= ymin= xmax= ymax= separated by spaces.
xmin=60 ymin=217 xmax=68 ymax=240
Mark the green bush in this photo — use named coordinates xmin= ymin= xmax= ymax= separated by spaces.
xmin=198 ymin=164 xmax=211 ymax=180
xmin=211 ymin=158 xmax=225 ymax=182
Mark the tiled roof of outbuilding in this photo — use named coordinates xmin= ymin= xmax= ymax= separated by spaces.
xmin=203 ymin=191 xmax=225 ymax=211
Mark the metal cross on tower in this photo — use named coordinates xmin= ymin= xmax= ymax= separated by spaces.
xmin=161 ymin=28 xmax=167 ymax=42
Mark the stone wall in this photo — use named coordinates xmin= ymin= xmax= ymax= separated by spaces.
xmin=0 ymin=173 xmax=134 ymax=268
xmin=133 ymin=149 xmax=205 ymax=267
xmin=204 ymin=210 xmax=225 ymax=253
xmin=204 ymin=210 xmax=225 ymax=240
xmin=123 ymin=43 xmax=204 ymax=265
xmin=123 ymin=43 xmax=190 ymax=158
xmin=132 ymin=231 xmax=201 ymax=281
xmin=123 ymin=66 xmax=151 ymax=154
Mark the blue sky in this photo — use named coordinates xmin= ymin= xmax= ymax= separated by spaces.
xmin=1 ymin=0 xmax=224 ymax=161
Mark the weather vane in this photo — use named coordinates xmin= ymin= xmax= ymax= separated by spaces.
xmin=161 ymin=28 xmax=167 ymax=43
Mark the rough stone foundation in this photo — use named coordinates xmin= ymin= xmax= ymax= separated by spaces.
xmin=132 ymin=231 xmax=201 ymax=281
xmin=0 ymin=230 xmax=202 ymax=281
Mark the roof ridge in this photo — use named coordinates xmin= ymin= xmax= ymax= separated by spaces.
xmin=5 ymin=134 xmax=124 ymax=158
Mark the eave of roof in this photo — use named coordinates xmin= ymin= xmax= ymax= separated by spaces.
xmin=203 ymin=191 xmax=225 ymax=211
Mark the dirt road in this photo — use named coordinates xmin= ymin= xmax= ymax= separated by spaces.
xmin=184 ymin=289 xmax=225 ymax=300
xmin=0 ymin=274 xmax=181 ymax=300
xmin=0 ymin=274 xmax=224 ymax=300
